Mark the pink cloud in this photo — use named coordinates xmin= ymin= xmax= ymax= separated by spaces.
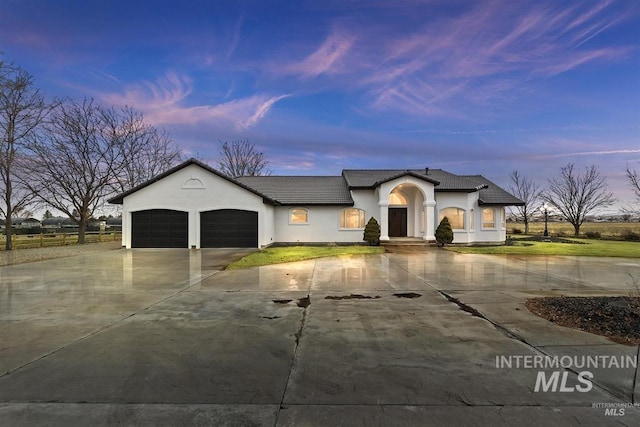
xmin=272 ymin=1 xmax=632 ymax=120
xmin=535 ymin=149 xmax=640 ymax=160
xmin=99 ymin=72 xmax=288 ymax=131
xmin=277 ymin=28 xmax=355 ymax=77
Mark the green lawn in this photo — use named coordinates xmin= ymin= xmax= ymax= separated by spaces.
xmin=447 ymin=238 xmax=640 ymax=258
xmin=226 ymin=245 xmax=385 ymax=269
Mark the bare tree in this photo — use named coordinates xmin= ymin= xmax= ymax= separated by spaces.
xmin=625 ymin=163 xmax=640 ymax=203
xmin=543 ymin=163 xmax=615 ymax=236
xmin=107 ymin=106 xmax=182 ymax=193
xmin=20 ymin=98 xmax=119 ymax=244
xmin=216 ymin=139 xmax=271 ymax=178
xmin=0 ymin=62 xmax=53 ymax=249
xmin=508 ymin=170 xmax=541 ymax=234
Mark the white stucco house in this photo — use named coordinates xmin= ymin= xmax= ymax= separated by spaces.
xmin=109 ymin=158 xmax=523 ymax=248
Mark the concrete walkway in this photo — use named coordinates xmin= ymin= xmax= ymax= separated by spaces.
xmin=0 ymin=248 xmax=639 ymax=426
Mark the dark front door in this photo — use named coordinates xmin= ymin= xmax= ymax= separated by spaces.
xmin=389 ymin=208 xmax=407 ymax=237
xmin=200 ymin=209 xmax=258 ymax=248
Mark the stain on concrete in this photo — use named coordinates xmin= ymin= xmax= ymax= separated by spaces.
xmin=325 ymin=294 xmax=381 ymax=300
xmin=273 ymin=299 xmax=292 ymax=304
xmin=392 ymin=292 xmax=422 ymax=299
xmin=262 ymin=316 xmax=281 ymax=320
xmin=296 ymin=296 xmax=311 ymax=308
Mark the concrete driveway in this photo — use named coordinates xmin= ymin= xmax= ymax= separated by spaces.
xmin=0 ymin=248 xmax=639 ymax=426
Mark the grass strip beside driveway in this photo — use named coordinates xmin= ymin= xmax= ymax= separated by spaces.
xmin=226 ymin=245 xmax=385 ymax=269
xmin=447 ymin=238 xmax=640 ymax=258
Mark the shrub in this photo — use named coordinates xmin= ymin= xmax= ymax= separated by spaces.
xmin=435 ymin=216 xmax=454 ymax=247
xmin=511 ymin=228 xmax=523 ymax=235
xmin=363 ymin=217 xmax=381 ymax=246
xmin=622 ymin=230 xmax=640 ymax=242
xmin=585 ymin=231 xmax=601 ymax=239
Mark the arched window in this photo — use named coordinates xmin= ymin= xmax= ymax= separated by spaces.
xmin=389 ymin=189 xmax=408 ymax=205
xmin=482 ymin=208 xmax=495 ymax=229
xmin=289 ymin=208 xmax=309 ymax=224
xmin=439 ymin=208 xmax=466 ymax=230
xmin=340 ymin=208 xmax=366 ymax=229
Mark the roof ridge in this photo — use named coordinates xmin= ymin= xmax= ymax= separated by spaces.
xmin=239 ymin=175 xmax=342 ymax=178
xmin=343 ymin=169 xmax=445 ymax=172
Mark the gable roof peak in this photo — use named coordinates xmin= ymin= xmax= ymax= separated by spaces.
xmin=108 ymin=158 xmax=278 ymax=205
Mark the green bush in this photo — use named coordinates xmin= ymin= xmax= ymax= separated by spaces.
xmin=511 ymin=228 xmax=523 ymax=235
xmin=585 ymin=231 xmax=601 ymax=239
xmin=363 ymin=217 xmax=381 ymax=246
xmin=435 ymin=217 xmax=454 ymax=247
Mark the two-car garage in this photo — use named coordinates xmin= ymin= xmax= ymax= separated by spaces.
xmin=130 ymin=209 xmax=258 ymax=248
xmin=110 ymin=160 xmax=276 ymax=249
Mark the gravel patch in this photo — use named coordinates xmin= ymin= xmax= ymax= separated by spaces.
xmin=0 ymin=241 xmax=122 ymax=266
xmin=526 ymin=296 xmax=640 ymax=346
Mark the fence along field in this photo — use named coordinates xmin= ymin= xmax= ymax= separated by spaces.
xmin=508 ymin=221 xmax=640 ymax=240
xmin=0 ymin=231 xmax=122 ymax=250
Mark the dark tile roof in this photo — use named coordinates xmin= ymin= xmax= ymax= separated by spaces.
xmin=463 ymin=175 xmax=525 ymax=206
xmin=237 ymin=176 xmax=354 ymax=205
xmin=342 ymin=169 xmax=486 ymax=191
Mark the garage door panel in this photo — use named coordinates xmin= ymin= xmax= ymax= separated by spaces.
xmin=131 ymin=209 xmax=188 ymax=248
xmin=200 ymin=209 xmax=258 ymax=248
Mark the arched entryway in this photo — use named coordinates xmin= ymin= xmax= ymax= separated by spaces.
xmin=378 ymin=178 xmax=436 ymax=242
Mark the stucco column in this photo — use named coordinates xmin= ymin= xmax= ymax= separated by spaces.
xmin=379 ymin=200 xmax=390 ymax=241
xmin=123 ymin=210 xmax=130 ymax=248
xmin=424 ymin=200 xmax=436 ymax=241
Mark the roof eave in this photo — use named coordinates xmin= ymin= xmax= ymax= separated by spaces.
xmin=478 ymin=200 xmax=526 ymax=206
xmin=277 ymin=201 xmax=355 ymax=207
xmin=434 ymin=188 xmax=478 ymax=193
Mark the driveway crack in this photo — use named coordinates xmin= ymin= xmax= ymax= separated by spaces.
xmin=436 ymin=288 xmax=634 ymax=403
xmin=275 ymin=262 xmax=316 ymax=426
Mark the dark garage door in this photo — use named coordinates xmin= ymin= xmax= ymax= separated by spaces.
xmin=131 ymin=209 xmax=188 ymax=248
xmin=200 ymin=209 xmax=258 ymax=248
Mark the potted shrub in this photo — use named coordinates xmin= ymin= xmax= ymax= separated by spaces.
xmin=363 ymin=217 xmax=381 ymax=246
xmin=435 ymin=216 xmax=454 ymax=247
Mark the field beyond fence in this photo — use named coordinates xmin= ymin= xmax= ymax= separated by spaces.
xmin=508 ymin=221 xmax=640 ymax=240
xmin=0 ymin=231 xmax=122 ymax=250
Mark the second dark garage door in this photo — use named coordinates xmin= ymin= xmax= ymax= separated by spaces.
xmin=200 ymin=209 xmax=258 ymax=248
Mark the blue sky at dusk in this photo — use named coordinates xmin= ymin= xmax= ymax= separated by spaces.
xmin=1 ymin=0 xmax=639 ymax=210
